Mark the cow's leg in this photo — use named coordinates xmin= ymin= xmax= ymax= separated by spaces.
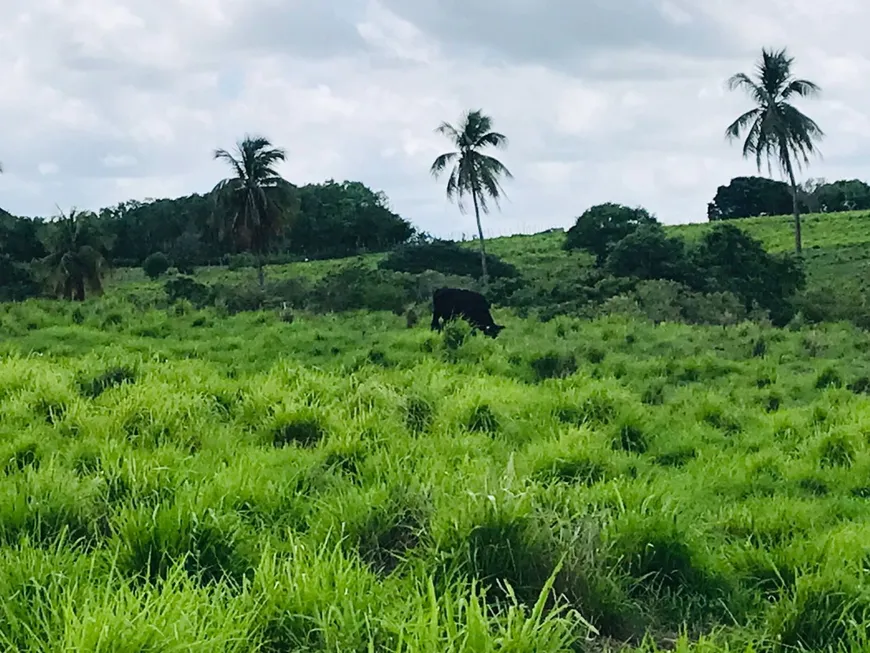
xmin=431 ymin=311 xmax=442 ymax=331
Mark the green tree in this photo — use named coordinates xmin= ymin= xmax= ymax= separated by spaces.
xmin=563 ymin=202 xmax=657 ymax=265
xmin=142 ymin=251 xmax=170 ymax=279
xmin=604 ymin=223 xmax=689 ymax=282
xmin=430 ymin=109 xmax=513 ymax=288
xmin=691 ymin=223 xmax=805 ymax=324
xmin=725 ymin=47 xmax=824 ymax=254
xmin=38 ymin=207 xmax=110 ymax=301
xmin=212 ymin=134 xmax=299 ymax=287
xmin=708 ymin=176 xmax=794 ymax=220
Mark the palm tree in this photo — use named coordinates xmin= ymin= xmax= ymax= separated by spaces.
xmin=430 ymin=109 xmax=513 ymax=287
xmin=39 ymin=207 xmax=110 ymax=301
xmin=212 ymin=134 xmax=298 ymax=287
xmin=725 ymin=47 xmax=824 ymax=254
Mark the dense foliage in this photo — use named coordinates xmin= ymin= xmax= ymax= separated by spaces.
xmin=709 ymin=176 xmax=870 ymax=220
xmin=378 ymin=239 xmax=519 ymax=280
xmin=0 ymin=180 xmax=416 ymax=273
xmin=563 ymin=203 xmax=657 ymax=264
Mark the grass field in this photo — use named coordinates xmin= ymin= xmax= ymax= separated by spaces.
xmin=4 ymin=211 xmax=870 ymax=650
xmin=4 ymin=291 xmax=870 ymax=650
xmin=103 ymin=209 xmax=870 ymax=300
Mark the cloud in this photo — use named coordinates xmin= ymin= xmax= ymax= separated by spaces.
xmin=0 ymin=0 xmax=869 ymax=238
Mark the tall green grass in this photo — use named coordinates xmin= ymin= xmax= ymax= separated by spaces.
xmin=4 ymin=297 xmax=870 ymax=649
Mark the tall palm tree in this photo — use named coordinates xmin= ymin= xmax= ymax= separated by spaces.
xmin=212 ymin=134 xmax=298 ymax=287
xmin=39 ymin=207 xmax=110 ymax=301
xmin=725 ymin=47 xmax=824 ymax=254
xmin=430 ymin=109 xmax=513 ymax=287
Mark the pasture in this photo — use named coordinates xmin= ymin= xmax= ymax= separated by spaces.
xmin=3 ymin=293 xmax=870 ymax=651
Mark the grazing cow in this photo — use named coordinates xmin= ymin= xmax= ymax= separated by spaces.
xmin=431 ymin=287 xmax=505 ymax=338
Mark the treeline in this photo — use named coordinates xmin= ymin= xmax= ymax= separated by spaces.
xmin=0 ymin=178 xmax=416 ymax=269
xmin=708 ymin=176 xmax=870 ymax=220
xmin=157 ymin=202 xmax=815 ymax=331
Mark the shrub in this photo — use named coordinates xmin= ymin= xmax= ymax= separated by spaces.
xmin=0 ymin=256 xmax=41 ymax=301
xmin=793 ymin=281 xmax=870 ymax=329
xmin=214 ymin=283 xmax=266 ymax=315
xmin=164 ymin=276 xmax=214 ymax=308
xmin=311 ymin=262 xmax=410 ymax=314
xmin=227 ymin=253 xmax=256 ymax=270
xmin=142 ymin=252 xmax=171 ymax=279
xmin=690 ymin=223 xmax=805 ymax=325
xmin=379 ymin=239 xmax=519 ymax=280
xmin=563 ymin=202 xmax=658 ymax=265
xmin=604 ymin=223 xmax=689 ymax=283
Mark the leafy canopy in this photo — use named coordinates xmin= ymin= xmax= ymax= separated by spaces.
xmin=564 ymin=202 xmax=658 ymax=265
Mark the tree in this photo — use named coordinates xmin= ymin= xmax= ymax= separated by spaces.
xmin=292 ymin=180 xmax=415 ymax=259
xmin=142 ymin=251 xmax=170 ymax=279
xmin=708 ymin=176 xmax=794 ymax=220
xmin=691 ymin=223 xmax=805 ymax=324
xmin=430 ymin=109 xmax=513 ymax=288
xmin=379 ymin=239 xmax=519 ymax=280
xmin=725 ymin=47 xmax=824 ymax=254
xmin=212 ymin=134 xmax=299 ymax=287
xmin=604 ymin=223 xmax=689 ymax=283
xmin=563 ymin=202 xmax=657 ymax=265
xmin=814 ymin=179 xmax=870 ymax=212
xmin=0 ymin=255 xmax=40 ymax=301
xmin=38 ymin=207 xmax=110 ymax=301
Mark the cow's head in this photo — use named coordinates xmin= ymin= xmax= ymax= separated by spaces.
xmin=484 ymin=323 xmax=505 ymax=338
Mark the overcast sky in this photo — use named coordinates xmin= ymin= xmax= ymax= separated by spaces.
xmin=2 ymin=0 xmax=869 ymax=239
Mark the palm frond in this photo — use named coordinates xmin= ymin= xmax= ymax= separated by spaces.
xmin=430 ymin=152 xmax=458 ymax=178
xmin=474 ymin=130 xmax=509 ymax=150
xmin=782 ymin=78 xmax=821 ymax=100
xmin=434 ymin=121 xmax=460 ymax=144
xmin=725 ymin=108 xmax=760 ymax=142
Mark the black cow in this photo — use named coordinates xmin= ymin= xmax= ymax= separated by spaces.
xmin=431 ymin=287 xmax=505 ymax=338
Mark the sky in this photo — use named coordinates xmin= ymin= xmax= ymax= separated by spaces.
xmin=1 ymin=0 xmax=870 ymax=240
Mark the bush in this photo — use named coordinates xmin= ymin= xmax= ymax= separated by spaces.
xmin=604 ymin=223 xmax=689 ymax=283
xmin=563 ymin=203 xmax=658 ymax=265
xmin=214 ymin=283 xmax=267 ymax=315
xmin=0 ymin=256 xmax=40 ymax=301
xmin=165 ymin=276 xmax=214 ymax=309
xmin=690 ymin=223 xmax=805 ymax=325
xmin=142 ymin=252 xmax=170 ymax=279
xmin=311 ymin=262 xmax=411 ymax=314
xmin=227 ymin=253 xmax=256 ymax=270
xmin=379 ymin=239 xmax=519 ymax=280
xmin=793 ymin=281 xmax=870 ymax=329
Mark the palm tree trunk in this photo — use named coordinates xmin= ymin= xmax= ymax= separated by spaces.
xmin=471 ymin=187 xmax=489 ymax=290
xmin=256 ymin=255 xmax=265 ymax=289
xmin=785 ymin=158 xmax=803 ymax=254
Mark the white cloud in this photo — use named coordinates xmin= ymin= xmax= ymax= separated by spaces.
xmin=0 ymin=0 xmax=869 ymax=239
xmin=102 ymin=154 xmax=138 ymax=168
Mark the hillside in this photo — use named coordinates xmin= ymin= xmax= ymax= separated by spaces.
xmin=102 ymin=209 xmax=870 ymax=297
